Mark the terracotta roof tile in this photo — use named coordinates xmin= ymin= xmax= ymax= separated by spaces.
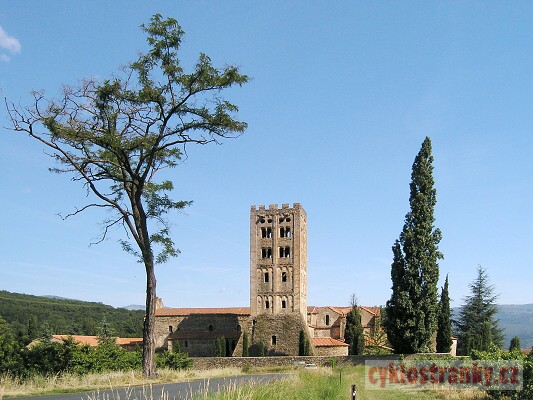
xmin=156 ymin=307 xmax=250 ymax=316
xmin=52 ymin=335 xmax=100 ymax=346
xmin=359 ymin=306 xmax=381 ymax=316
xmin=116 ymin=338 xmax=143 ymax=346
xmin=307 ymin=305 xmax=380 ymax=317
xmin=311 ymin=337 xmax=349 ymax=347
xmin=51 ymin=335 xmax=143 ymax=347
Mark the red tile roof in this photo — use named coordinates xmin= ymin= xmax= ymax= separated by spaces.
xmin=311 ymin=337 xmax=349 ymax=347
xmin=116 ymin=338 xmax=143 ymax=346
xmin=52 ymin=335 xmax=100 ymax=346
xmin=156 ymin=307 xmax=250 ymax=316
xmin=51 ymin=335 xmax=143 ymax=347
xmin=307 ymin=305 xmax=381 ymax=317
xmin=360 ymin=306 xmax=381 ymax=317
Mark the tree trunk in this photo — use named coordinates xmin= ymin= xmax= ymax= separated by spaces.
xmin=143 ymin=258 xmax=157 ymax=377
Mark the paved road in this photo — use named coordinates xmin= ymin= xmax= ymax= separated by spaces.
xmin=7 ymin=374 xmax=289 ymax=400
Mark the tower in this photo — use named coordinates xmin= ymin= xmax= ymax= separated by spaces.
xmin=250 ymin=203 xmax=308 ymax=320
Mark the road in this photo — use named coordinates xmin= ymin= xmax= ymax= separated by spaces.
xmin=6 ymin=374 xmax=289 ymax=400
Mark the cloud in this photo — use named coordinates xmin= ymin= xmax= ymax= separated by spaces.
xmin=0 ymin=24 xmax=21 ymax=62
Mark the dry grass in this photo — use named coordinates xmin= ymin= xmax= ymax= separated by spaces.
xmin=433 ymin=387 xmax=488 ymax=400
xmin=0 ymin=367 xmax=244 ymax=398
xmin=0 ymin=366 xmax=491 ymax=400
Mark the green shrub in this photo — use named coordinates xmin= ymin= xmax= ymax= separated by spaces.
xmin=156 ymin=351 xmax=192 ymax=370
xmin=22 ymin=338 xmax=142 ymax=377
xmin=471 ymin=345 xmax=533 ymax=400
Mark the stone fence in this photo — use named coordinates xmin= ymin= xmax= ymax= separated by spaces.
xmin=190 ymin=354 xmax=401 ymax=370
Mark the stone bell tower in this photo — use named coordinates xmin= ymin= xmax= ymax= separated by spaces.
xmin=250 ymin=203 xmax=308 ymax=320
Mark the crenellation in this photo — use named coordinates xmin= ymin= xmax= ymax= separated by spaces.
xmin=268 ymin=203 xmax=278 ymax=210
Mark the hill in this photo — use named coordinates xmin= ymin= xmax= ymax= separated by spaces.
xmin=452 ymin=304 xmax=533 ymax=350
xmin=496 ymin=304 xmax=533 ymax=350
xmin=0 ymin=290 xmax=144 ymax=338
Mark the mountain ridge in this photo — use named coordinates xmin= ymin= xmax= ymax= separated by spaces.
xmin=2 ymin=290 xmax=531 ymax=349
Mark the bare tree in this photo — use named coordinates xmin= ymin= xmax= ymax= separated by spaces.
xmin=5 ymin=14 xmax=248 ymax=376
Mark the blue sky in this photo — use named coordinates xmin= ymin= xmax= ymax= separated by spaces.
xmin=1 ymin=2 xmax=531 ymax=310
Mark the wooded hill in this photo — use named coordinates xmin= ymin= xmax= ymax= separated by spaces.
xmin=0 ymin=290 xmax=144 ymax=339
xmin=2 ymin=290 xmax=531 ymax=350
xmin=496 ymin=304 xmax=533 ymax=349
xmin=451 ymin=304 xmax=533 ymax=350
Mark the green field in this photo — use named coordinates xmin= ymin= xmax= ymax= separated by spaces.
xmin=196 ymin=366 xmax=485 ymax=400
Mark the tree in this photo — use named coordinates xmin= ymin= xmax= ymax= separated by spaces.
xmin=455 ymin=266 xmax=504 ymax=355
xmin=97 ymin=317 xmax=115 ymax=345
xmin=299 ymin=329 xmax=305 ymax=356
xmin=436 ymin=275 xmax=452 ymax=353
xmin=344 ymin=294 xmax=364 ymax=355
xmin=215 ymin=336 xmax=226 ymax=357
xmin=40 ymin=322 xmax=53 ymax=341
xmin=242 ymin=330 xmax=249 ymax=357
xmin=509 ymin=336 xmax=521 ymax=352
xmin=27 ymin=315 xmax=39 ymax=341
xmin=0 ymin=317 xmax=24 ymax=376
xmin=298 ymin=329 xmax=310 ymax=356
xmin=384 ymin=137 xmax=443 ymax=353
xmin=0 ymin=315 xmax=11 ymax=338
xmin=6 ymin=15 xmax=247 ymax=376
xmin=364 ymin=308 xmax=388 ymax=354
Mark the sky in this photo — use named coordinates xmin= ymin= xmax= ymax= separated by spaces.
xmin=1 ymin=2 xmax=532 ymax=310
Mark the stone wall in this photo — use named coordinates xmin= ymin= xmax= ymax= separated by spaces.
xmin=190 ymin=354 xmax=401 ymax=370
xmin=313 ymin=345 xmax=348 ymax=357
xmin=155 ymin=314 xmax=249 ymax=356
xmin=250 ymin=313 xmax=310 ymax=356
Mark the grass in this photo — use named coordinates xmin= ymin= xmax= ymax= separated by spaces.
xmin=195 ymin=366 xmax=488 ymax=400
xmin=0 ymin=368 xmax=243 ymax=398
xmin=0 ymin=366 xmax=489 ymax=400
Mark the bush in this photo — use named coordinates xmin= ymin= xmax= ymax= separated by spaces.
xmin=22 ymin=338 xmax=142 ymax=377
xmin=471 ymin=345 xmax=533 ymax=400
xmin=0 ymin=335 xmax=25 ymax=376
xmin=156 ymin=351 xmax=192 ymax=370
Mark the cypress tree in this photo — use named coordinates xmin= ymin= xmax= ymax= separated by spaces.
xmin=242 ymin=331 xmax=249 ymax=356
xmin=436 ymin=275 xmax=452 ymax=353
xmin=299 ymin=329 xmax=311 ymax=356
xmin=299 ymin=330 xmax=306 ymax=356
xmin=385 ymin=137 xmax=443 ymax=353
xmin=258 ymin=342 xmax=266 ymax=357
xmin=215 ymin=336 xmax=227 ymax=357
xmin=304 ymin=338 xmax=310 ymax=356
xmin=509 ymin=336 xmax=521 ymax=352
xmin=344 ymin=295 xmax=365 ymax=355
